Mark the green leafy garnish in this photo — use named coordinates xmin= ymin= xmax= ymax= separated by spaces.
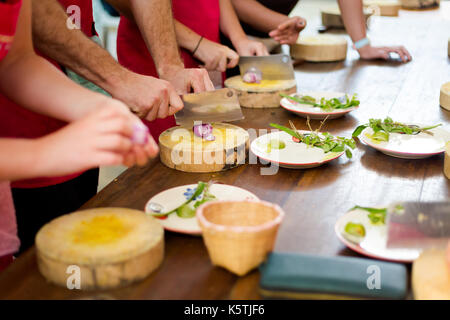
xmin=152 ymin=181 xmax=213 ymax=218
xmin=350 ymin=206 xmax=387 ymax=225
xmin=352 ymin=117 xmax=442 ymax=142
xmin=280 ymin=93 xmax=360 ymax=112
xmin=270 ymin=120 xmax=356 ymax=159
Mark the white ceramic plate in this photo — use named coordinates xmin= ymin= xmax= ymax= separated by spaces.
xmin=280 ymin=92 xmax=359 ymax=120
xmin=145 ymin=184 xmax=259 ymax=235
xmin=359 ymin=126 xmax=450 ymax=159
xmin=335 ymin=208 xmax=420 ymax=263
xmin=250 ymin=130 xmax=344 ymax=169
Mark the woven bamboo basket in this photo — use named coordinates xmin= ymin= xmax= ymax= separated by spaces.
xmin=197 ymin=200 xmax=285 ymax=276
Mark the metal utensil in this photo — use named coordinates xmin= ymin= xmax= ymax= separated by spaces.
xmin=239 ymin=54 xmax=295 ymax=81
xmin=174 ymin=88 xmax=244 ymax=126
xmin=386 ymin=201 xmax=450 ymax=251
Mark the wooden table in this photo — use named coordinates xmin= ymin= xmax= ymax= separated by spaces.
xmin=1 ymin=5 xmax=449 ymax=300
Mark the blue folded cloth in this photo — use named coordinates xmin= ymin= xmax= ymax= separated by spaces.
xmin=259 ymin=252 xmax=407 ymax=300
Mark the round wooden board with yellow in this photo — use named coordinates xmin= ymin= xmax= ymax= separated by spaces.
xmin=35 ymin=208 xmax=164 ymax=290
xmin=291 ymin=35 xmax=348 ymax=62
xmin=159 ymin=123 xmax=249 ymax=172
xmin=224 ymin=76 xmax=297 ymax=108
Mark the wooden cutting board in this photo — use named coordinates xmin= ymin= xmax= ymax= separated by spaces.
xmin=412 ymin=248 xmax=450 ymax=299
xmin=36 ymin=208 xmax=164 ymax=290
xmin=291 ymin=35 xmax=348 ymax=62
xmin=363 ymin=0 xmax=401 ymax=16
xmin=159 ymin=123 xmax=249 ymax=172
xmin=321 ymin=7 xmax=373 ymax=28
xmin=440 ymin=82 xmax=450 ymax=111
xmin=224 ymin=76 xmax=297 ymax=108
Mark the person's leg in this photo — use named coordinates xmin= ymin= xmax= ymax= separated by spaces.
xmin=12 ymin=168 xmax=99 ymax=254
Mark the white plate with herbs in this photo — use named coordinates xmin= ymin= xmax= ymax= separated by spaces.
xmin=280 ymin=92 xmax=360 ymax=120
xmin=145 ymin=182 xmax=259 ymax=235
xmin=335 ymin=206 xmax=420 ymax=263
xmin=251 ymin=130 xmax=352 ymax=169
xmin=353 ymin=118 xmax=449 ymax=159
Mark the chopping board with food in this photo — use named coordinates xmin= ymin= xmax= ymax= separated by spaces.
xmin=224 ymin=54 xmax=297 ymax=108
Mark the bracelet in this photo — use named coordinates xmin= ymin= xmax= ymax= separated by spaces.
xmin=192 ymin=36 xmax=204 ymax=56
xmin=353 ymin=37 xmax=370 ymax=50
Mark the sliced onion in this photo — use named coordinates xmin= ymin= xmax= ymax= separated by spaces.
xmin=242 ymin=67 xmax=262 ymax=84
xmin=193 ymin=123 xmax=215 ymax=141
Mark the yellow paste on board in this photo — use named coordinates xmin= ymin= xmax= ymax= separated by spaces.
xmin=70 ymin=215 xmax=133 ymax=246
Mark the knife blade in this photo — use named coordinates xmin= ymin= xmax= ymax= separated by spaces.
xmin=386 ymin=201 xmax=450 ymax=251
xmin=174 ymin=88 xmax=244 ymax=126
xmin=239 ymin=54 xmax=295 ymax=81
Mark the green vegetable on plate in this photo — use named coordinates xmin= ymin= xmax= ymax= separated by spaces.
xmin=152 ymin=181 xmax=216 ymax=219
xmin=270 ymin=121 xmax=356 ymax=159
xmin=352 ymin=117 xmax=442 ymax=142
xmin=280 ymin=93 xmax=360 ymax=112
xmin=344 ymin=222 xmax=366 ymax=242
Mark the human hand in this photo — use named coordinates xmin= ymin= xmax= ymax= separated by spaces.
xmin=194 ymin=38 xmax=239 ymax=72
xmin=357 ymin=45 xmax=412 ymax=62
xmin=112 ymin=72 xmax=183 ymax=121
xmin=36 ymin=104 xmax=159 ymax=176
xmin=234 ymin=37 xmax=269 ymax=56
xmin=160 ymin=65 xmax=215 ymax=94
xmin=269 ymin=16 xmax=307 ymax=45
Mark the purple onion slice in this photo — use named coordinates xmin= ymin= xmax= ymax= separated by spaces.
xmin=242 ymin=67 xmax=262 ymax=84
xmin=193 ymin=123 xmax=215 ymax=141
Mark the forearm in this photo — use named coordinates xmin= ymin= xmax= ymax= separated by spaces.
xmin=130 ymin=0 xmax=184 ymax=76
xmin=219 ymin=0 xmax=248 ymax=47
xmin=230 ymin=0 xmax=286 ymax=34
xmin=0 ymin=139 xmax=46 ymax=181
xmin=337 ymin=0 xmax=366 ymax=42
xmin=32 ymin=0 xmax=132 ymax=98
xmin=174 ymin=21 xmax=202 ymax=53
xmin=0 ymin=52 xmax=107 ymax=122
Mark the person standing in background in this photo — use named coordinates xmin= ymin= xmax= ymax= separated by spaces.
xmin=231 ymin=0 xmax=411 ymax=62
xmin=109 ymin=0 xmax=268 ymax=140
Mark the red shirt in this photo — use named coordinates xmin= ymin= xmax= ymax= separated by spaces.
xmin=0 ymin=0 xmax=95 ymax=189
xmin=117 ymin=0 xmax=220 ymax=140
xmin=0 ymin=0 xmax=22 ymax=262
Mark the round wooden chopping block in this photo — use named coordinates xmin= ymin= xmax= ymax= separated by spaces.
xmin=440 ymin=82 xmax=450 ymax=111
xmin=444 ymin=142 xmax=450 ymax=179
xmin=321 ymin=7 xmax=373 ymax=28
xmin=159 ymin=123 xmax=249 ymax=172
xmin=291 ymin=35 xmax=348 ymax=62
xmin=363 ymin=0 xmax=401 ymax=16
xmin=35 ymin=208 xmax=164 ymax=290
xmin=400 ymin=0 xmax=439 ymax=9
xmin=412 ymin=249 xmax=450 ymax=300
xmin=224 ymin=76 xmax=297 ymax=108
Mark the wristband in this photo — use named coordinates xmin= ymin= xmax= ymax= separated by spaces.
xmin=192 ymin=36 xmax=204 ymax=56
xmin=353 ymin=37 xmax=370 ymax=50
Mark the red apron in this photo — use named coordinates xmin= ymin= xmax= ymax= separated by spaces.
xmin=117 ymin=0 xmax=220 ymax=140
xmin=0 ymin=0 xmax=23 ymax=267
xmin=0 ymin=0 xmax=95 ymax=189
